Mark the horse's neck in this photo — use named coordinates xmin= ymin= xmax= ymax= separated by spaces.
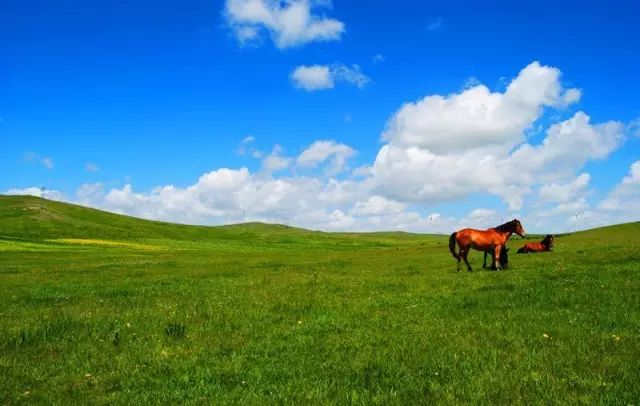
xmin=497 ymin=230 xmax=513 ymax=241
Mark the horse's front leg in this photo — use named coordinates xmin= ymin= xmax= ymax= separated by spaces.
xmin=494 ymin=245 xmax=502 ymax=271
xmin=483 ymin=251 xmax=488 ymax=269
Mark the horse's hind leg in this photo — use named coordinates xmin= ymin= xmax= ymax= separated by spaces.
xmin=483 ymin=250 xmax=494 ymax=269
xmin=462 ymin=248 xmax=472 ymax=272
xmin=456 ymin=247 xmax=463 ymax=272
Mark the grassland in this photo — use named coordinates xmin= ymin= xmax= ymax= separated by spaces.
xmin=1 ymin=195 xmax=639 ymax=404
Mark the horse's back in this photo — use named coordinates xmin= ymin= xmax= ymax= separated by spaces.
xmin=456 ymin=228 xmax=491 ymax=239
xmin=456 ymin=228 xmax=502 ymax=249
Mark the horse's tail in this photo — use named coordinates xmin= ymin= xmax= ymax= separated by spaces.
xmin=449 ymin=232 xmax=459 ymax=259
xmin=517 ymin=246 xmax=526 ymax=254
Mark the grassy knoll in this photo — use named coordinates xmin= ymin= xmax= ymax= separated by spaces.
xmin=1 ymin=195 xmax=639 ymax=404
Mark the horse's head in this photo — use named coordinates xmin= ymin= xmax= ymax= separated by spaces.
xmin=495 ymin=219 xmax=526 ymax=237
xmin=512 ymin=219 xmax=526 ymax=238
xmin=543 ymin=234 xmax=554 ymax=248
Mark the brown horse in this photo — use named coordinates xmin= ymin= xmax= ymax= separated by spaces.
xmin=449 ymin=219 xmax=526 ymax=271
xmin=517 ymin=234 xmax=554 ymax=254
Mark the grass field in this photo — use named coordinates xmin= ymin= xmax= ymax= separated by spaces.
xmin=1 ymin=195 xmax=639 ymax=404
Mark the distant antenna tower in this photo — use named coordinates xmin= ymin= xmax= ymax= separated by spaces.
xmin=574 ymin=212 xmax=583 ymax=232
xmin=176 ymin=211 xmax=186 ymax=224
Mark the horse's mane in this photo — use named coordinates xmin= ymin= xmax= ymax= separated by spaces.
xmin=495 ymin=219 xmax=518 ymax=232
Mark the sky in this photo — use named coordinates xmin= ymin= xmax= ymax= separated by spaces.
xmin=2 ymin=0 xmax=640 ymax=233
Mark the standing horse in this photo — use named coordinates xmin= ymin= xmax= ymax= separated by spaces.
xmin=517 ymin=234 xmax=554 ymax=254
xmin=449 ymin=219 xmax=526 ymax=271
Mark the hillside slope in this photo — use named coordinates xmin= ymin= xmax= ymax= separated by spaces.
xmin=0 ymin=195 xmax=432 ymax=247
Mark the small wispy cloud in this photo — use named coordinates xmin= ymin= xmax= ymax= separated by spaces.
xmin=23 ymin=152 xmax=38 ymax=162
xmin=332 ymin=64 xmax=371 ymax=88
xmin=372 ymin=54 xmax=385 ymax=64
xmin=237 ymin=135 xmax=257 ymax=156
xmin=426 ymin=17 xmax=445 ymax=31
xmin=463 ymin=76 xmax=482 ymax=89
xmin=24 ymin=152 xmax=54 ymax=169
xmin=41 ymin=157 xmax=54 ymax=169
xmin=291 ymin=63 xmax=371 ymax=92
xmin=297 ymin=140 xmax=356 ymax=175
xmin=261 ymin=145 xmax=291 ymax=175
xmin=85 ymin=162 xmax=100 ymax=172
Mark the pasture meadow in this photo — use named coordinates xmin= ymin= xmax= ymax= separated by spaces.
xmin=1 ymin=196 xmax=639 ymax=404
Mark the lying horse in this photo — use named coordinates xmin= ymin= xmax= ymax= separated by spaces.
xmin=449 ymin=219 xmax=525 ymax=271
xmin=483 ymin=246 xmax=509 ymax=270
xmin=517 ymin=234 xmax=554 ymax=254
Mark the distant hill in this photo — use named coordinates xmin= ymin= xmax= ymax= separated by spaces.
xmin=0 ymin=195 xmax=432 ymax=247
xmin=0 ymin=195 xmax=319 ymax=242
xmin=1 ymin=195 xmax=637 ymax=244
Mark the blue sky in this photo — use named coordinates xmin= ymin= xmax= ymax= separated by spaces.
xmin=2 ymin=0 xmax=639 ymax=232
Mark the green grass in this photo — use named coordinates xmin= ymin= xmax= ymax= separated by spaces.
xmin=1 ymin=195 xmax=639 ymax=404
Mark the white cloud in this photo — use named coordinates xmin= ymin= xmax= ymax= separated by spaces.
xmin=509 ymin=112 xmax=623 ymax=175
xmin=76 ymin=182 xmax=104 ymax=204
xmin=559 ymin=88 xmax=582 ymax=106
xmin=382 ymin=61 xmax=581 ymax=153
xmin=371 ymin=62 xmax=621 ymax=211
xmin=291 ymin=63 xmax=370 ymax=91
xmin=538 ymin=173 xmax=590 ymax=203
xmin=599 ymin=161 xmax=640 ymax=215
xmin=467 ymin=208 xmax=497 ymax=221
xmin=538 ymin=198 xmax=590 ymax=218
xmin=224 ymin=0 xmax=344 ymax=49
xmin=350 ymin=196 xmax=406 ymax=216
xmin=261 ymin=145 xmax=292 ymax=174
xmin=297 ymin=140 xmax=356 ymax=174
xmin=85 ymin=169 xmax=369 ymax=228
xmin=291 ymin=65 xmax=333 ymax=91
xmin=351 ymin=165 xmax=372 ymax=178
xmin=5 ymin=187 xmax=65 ymax=201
